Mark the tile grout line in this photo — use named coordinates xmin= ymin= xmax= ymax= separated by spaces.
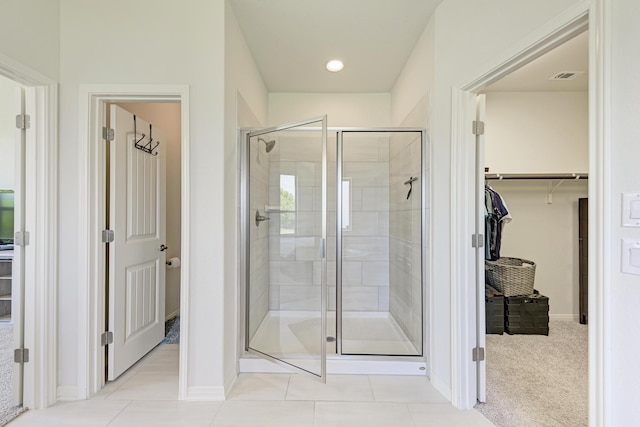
xmin=103 ymin=399 xmax=134 ymax=427
xmin=284 ymin=374 xmax=292 ymax=401
xmin=366 ymin=374 xmax=377 ymax=402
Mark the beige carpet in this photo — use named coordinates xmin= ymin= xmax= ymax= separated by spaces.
xmin=475 ymin=320 xmax=588 ymax=427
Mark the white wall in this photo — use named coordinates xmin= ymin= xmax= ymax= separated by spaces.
xmin=392 ymin=0 xmax=587 ymax=400
xmin=268 ymin=93 xmax=391 ymax=127
xmin=489 ymin=180 xmax=588 ymax=318
xmin=484 ymin=92 xmax=588 ymax=174
xmin=609 ymin=0 xmax=640 ymax=422
xmin=224 ymin=0 xmax=268 ymax=389
xmin=0 ymin=76 xmax=20 ymax=190
xmin=115 ymin=102 xmax=182 ymax=320
xmin=391 ymin=19 xmax=434 ymax=128
xmin=59 ymin=0 xmax=226 ymax=398
xmin=0 ymin=0 xmax=59 ymax=82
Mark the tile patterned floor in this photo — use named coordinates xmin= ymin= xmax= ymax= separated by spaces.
xmin=8 ymin=344 xmax=495 ymax=427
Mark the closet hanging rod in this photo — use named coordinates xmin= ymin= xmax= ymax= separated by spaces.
xmin=485 ymin=173 xmax=588 ymax=181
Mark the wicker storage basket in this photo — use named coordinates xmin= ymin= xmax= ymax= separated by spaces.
xmin=485 ymin=257 xmax=536 ymax=297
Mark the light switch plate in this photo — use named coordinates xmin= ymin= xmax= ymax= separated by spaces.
xmin=622 ymin=193 xmax=640 ymax=227
xmin=622 ymin=239 xmax=640 ymax=275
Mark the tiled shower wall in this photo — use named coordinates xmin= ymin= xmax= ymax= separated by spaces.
xmin=248 ymin=139 xmax=271 ymax=340
xmin=389 ymin=132 xmax=423 ymax=351
xmin=267 ymin=134 xmax=391 ymax=313
xmin=268 ymin=135 xmax=323 ymax=311
xmin=340 ymin=135 xmax=390 ymax=312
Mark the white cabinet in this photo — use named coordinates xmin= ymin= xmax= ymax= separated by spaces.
xmin=0 ymin=254 xmax=12 ymax=322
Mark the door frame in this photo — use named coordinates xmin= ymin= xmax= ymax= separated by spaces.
xmin=0 ymin=53 xmax=58 ymax=409
xmin=78 ymin=85 xmax=190 ymax=399
xmin=449 ymin=1 xmax=608 ymax=420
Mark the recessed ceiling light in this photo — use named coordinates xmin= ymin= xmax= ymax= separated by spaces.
xmin=326 ymin=59 xmax=344 ymax=72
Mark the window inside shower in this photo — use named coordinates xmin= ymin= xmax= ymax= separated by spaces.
xmin=244 ymin=125 xmax=425 ymax=372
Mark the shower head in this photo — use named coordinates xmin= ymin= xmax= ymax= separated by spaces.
xmin=258 ymin=137 xmax=276 ymax=153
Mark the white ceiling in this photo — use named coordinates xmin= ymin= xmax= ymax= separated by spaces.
xmin=229 ymin=1 xmax=588 ymax=94
xmin=229 ymin=0 xmax=443 ymax=93
xmin=483 ymin=31 xmax=589 ymax=92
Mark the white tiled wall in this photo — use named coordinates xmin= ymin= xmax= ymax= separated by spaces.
xmin=248 ymin=138 xmax=271 ymax=339
xmin=268 ymin=134 xmax=324 ymax=312
xmin=341 ymin=135 xmax=391 ymax=312
xmin=389 ymin=132 xmax=423 ymax=352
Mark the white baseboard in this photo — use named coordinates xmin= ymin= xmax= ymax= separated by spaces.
xmin=549 ymin=314 xmax=580 ymax=321
xmin=57 ymin=386 xmax=81 ymax=401
xmin=185 ymin=386 xmax=226 ymax=401
xmin=165 ymin=309 xmax=180 ymax=321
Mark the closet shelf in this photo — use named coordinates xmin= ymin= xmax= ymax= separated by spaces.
xmin=485 ymin=173 xmax=588 ymax=181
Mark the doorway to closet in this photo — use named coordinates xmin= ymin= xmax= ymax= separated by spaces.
xmin=475 ymin=29 xmax=589 ymax=426
xmin=0 ymin=66 xmax=57 ymax=417
xmin=0 ymin=73 xmax=26 ymax=424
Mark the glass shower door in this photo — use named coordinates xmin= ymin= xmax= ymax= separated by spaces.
xmin=338 ymin=130 xmax=424 ymax=356
xmin=245 ymin=116 xmax=328 ymax=381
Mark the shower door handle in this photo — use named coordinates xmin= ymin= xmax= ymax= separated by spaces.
xmin=319 ymin=238 xmax=326 ymax=259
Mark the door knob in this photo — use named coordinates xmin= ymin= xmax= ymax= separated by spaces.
xmin=159 ymin=244 xmax=168 ymax=252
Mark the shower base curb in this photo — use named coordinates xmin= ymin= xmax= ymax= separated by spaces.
xmin=239 ymin=356 xmax=428 ymax=376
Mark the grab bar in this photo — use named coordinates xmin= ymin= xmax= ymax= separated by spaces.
xmin=264 ymin=205 xmax=295 ymax=213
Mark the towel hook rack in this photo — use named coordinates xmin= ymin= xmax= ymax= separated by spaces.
xmin=133 ymin=115 xmax=160 ymax=156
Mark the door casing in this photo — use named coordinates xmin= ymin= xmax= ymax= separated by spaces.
xmin=0 ymin=55 xmax=58 ymax=410
xmin=78 ymin=85 xmax=189 ymax=399
xmin=448 ymin=5 xmax=608 ymax=421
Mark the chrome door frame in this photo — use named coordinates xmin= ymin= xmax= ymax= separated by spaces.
xmin=241 ymin=116 xmax=328 ymax=381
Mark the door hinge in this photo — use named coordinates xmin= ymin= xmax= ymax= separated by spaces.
xmin=102 ymin=127 xmax=115 ymax=141
xmin=101 ymin=331 xmax=114 ymax=346
xmin=101 ymin=229 xmax=115 ymax=243
xmin=16 ymin=114 xmax=31 ymax=130
xmin=472 ymin=120 xmax=485 ymax=136
xmin=472 ymin=347 xmax=485 ymax=362
xmin=14 ymin=348 xmax=29 ymax=364
xmin=14 ymin=231 xmax=30 ymax=247
xmin=472 ymin=233 xmax=484 ymax=248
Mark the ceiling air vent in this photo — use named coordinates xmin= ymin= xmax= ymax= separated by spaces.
xmin=549 ymin=71 xmax=584 ymax=81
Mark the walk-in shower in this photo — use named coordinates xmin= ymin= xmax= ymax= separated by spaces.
xmin=241 ymin=117 xmax=427 ymax=380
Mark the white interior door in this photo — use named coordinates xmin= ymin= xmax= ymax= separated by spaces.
xmin=475 ymin=94 xmax=487 ymax=402
xmin=108 ymin=105 xmax=166 ymax=381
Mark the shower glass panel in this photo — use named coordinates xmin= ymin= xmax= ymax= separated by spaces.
xmin=339 ymin=131 xmax=423 ymax=356
xmin=245 ymin=117 xmax=328 ymax=380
